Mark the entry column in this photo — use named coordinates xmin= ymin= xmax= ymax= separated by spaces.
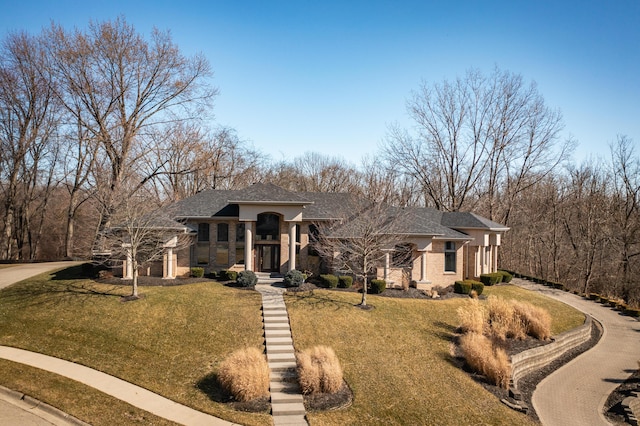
xmin=244 ymin=222 xmax=253 ymax=271
xmin=288 ymin=223 xmax=296 ymax=271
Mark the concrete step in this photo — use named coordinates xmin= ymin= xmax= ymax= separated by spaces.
xmin=271 ymin=391 xmax=305 ymax=404
xmin=272 ymin=402 xmax=307 ymax=416
xmin=265 ymin=324 xmax=291 ymax=332
xmin=265 ymin=329 xmax=292 ymax=338
xmin=270 ymin=380 xmax=301 ymax=392
xmin=268 ymin=352 xmax=297 ymax=363
xmin=269 ymin=361 xmax=297 ymax=371
xmin=263 ymin=312 xmax=288 ymax=319
xmin=266 ymin=336 xmax=293 ymax=345
xmin=270 ymin=369 xmax=298 ymax=382
xmin=267 ymin=345 xmax=295 ymax=355
xmin=273 ymin=414 xmax=308 ymax=426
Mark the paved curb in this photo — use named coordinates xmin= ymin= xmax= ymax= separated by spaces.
xmin=256 ymin=283 xmax=308 ymax=426
xmin=0 ymin=384 xmax=89 ymax=426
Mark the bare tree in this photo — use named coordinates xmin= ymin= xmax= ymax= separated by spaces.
xmin=311 ymin=201 xmax=407 ymax=306
xmin=42 ymin=17 xmax=217 ymax=249
xmin=0 ymin=31 xmax=60 ymax=259
xmin=104 ymin=194 xmax=194 ymax=298
xmin=149 ymin=125 xmax=264 ymax=200
xmin=384 ymin=67 xmax=569 ymax=216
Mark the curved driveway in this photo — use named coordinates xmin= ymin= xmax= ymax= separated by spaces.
xmin=515 ymin=279 xmax=640 ymax=426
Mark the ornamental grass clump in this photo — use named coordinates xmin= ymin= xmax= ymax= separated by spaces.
xmin=459 ymin=333 xmax=511 ymax=389
xmin=297 ymin=345 xmax=343 ymax=394
xmin=487 ymin=295 xmax=526 ymax=341
xmin=512 ymin=301 xmax=552 ymax=340
xmin=457 ymin=298 xmax=485 ymax=334
xmin=217 ymin=347 xmax=269 ymax=401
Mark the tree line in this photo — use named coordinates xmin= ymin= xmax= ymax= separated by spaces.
xmin=1 ymin=18 xmax=637 ymax=306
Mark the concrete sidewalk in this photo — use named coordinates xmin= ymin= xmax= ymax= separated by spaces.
xmin=515 ymin=279 xmax=640 ymax=426
xmin=0 ymin=346 xmax=239 ymax=426
xmin=0 ymin=261 xmax=83 ymax=290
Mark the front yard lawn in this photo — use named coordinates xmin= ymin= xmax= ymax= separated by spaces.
xmin=0 ymin=265 xmax=269 ymax=426
xmin=285 ymin=285 xmax=584 ymax=425
xmin=0 ymin=265 xmax=585 ymax=426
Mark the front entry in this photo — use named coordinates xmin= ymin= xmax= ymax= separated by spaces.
xmin=257 ymin=244 xmax=280 ymax=272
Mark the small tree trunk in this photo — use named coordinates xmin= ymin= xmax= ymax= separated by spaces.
xmin=131 ymin=260 xmax=139 ymax=297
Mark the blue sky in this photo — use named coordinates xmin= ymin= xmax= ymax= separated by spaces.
xmin=2 ymin=1 xmax=638 ymax=165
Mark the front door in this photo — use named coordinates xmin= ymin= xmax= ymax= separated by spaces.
xmin=257 ymin=244 xmax=280 ymax=272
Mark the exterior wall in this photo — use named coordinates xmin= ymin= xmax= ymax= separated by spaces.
xmin=425 ymin=240 xmax=464 ymax=287
xmin=461 ymin=229 xmax=503 ymax=279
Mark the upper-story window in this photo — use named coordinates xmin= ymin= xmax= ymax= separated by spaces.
xmin=217 ymin=223 xmax=229 ymax=242
xmin=444 ymin=241 xmax=456 ymax=272
xmin=256 ymin=213 xmax=280 ymax=241
xmin=197 ymin=223 xmax=210 ymax=242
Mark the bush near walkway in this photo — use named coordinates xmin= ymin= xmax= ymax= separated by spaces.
xmin=217 ymin=347 xmax=269 ymax=401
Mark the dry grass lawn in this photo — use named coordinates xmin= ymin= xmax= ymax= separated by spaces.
xmin=0 ymin=265 xmax=269 ymax=426
xmin=285 ymin=285 xmax=584 ymax=426
xmin=0 ymin=265 xmax=584 ymax=426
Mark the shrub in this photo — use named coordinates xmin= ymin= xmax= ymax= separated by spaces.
xmin=296 ymin=346 xmax=343 ymax=394
xmin=457 ymin=298 xmax=485 ymax=334
xmin=625 ymin=307 xmax=640 ymax=317
xmin=191 ymin=267 xmax=204 ymax=278
xmin=284 ymin=269 xmax=305 ymax=287
xmin=480 ymin=273 xmax=503 ymax=286
xmin=338 ymin=275 xmax=353 ymax=288
xmin=454 ymin=280 xmax=472 ymax=295
xmin=553 ymin=282 xmax=565 ymax=290
xmin=469 ymin=281 xmax=484 ymax=296
xmin=217 ymin=347 xmax=269 ymax=401
xmin=319 ymin=274 xmax=339 ymax=288
xmin=459 ymin=333 xmax=511 ymax=389
xmin=369 ymin=279 xmax=386 ymax=294
xmin=208 ymin=271 xmax=218 ymax=279
xmin=497 ymin=270 xmax=513 ymax=283
xmin=237 ymin=270 xmax=257 ymax=287
xmin=219 ymin=270 xmax=238 ymax=281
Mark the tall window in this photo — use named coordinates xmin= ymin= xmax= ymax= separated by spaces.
xmin=196 ymin=223 xmax=210 ymax=265
xmin=256 ymin=213 xmax=280 ymax=241
xmin=217 ymin=223 xmax=229 ymax=242
xmin=444 ymin=241 xmax=456 ymax=272
xmin=236 ymin=223 xmax=245 ymax=242
xmin=308 ymin=224 xmax=319 ymax=256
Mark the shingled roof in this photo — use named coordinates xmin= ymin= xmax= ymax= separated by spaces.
xmin=163 ymin=184 xmax=508 ymax=237
xmin=441 ymin=212 xmax=510 ymax=231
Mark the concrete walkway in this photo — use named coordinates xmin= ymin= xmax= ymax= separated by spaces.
xmin=515 ymin=279 xmax=640 ymax=426
xmin=256 ymin=280 xmax=308 ymax=426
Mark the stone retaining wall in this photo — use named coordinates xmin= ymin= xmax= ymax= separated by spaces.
xmin=622 ymin=392 xmax=639 ymax=426
xmin=511 ymin=315 xmax=593 ymax=389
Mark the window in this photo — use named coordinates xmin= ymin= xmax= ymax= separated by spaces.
xmin=217 ymin=223 xmax=229 ymax=242
xmin=198 ymin=223 xmax=210 ymax=242
xmin=236 ymin=223 xmax=245 ymax=242
xmin=444 ymin=241 xmax=456 ymax=272
xmin=256 ymin=213 xmax=280 ymax=241
xmin=308 ymin=224 xmax=319 ymax=256
xmin=216 ymin=246 xmax=229 ymax=265
xmin=196 ymin=223 xmax=210 ymax=264
xmin=236 ymin=247 xmax=245 ymax=264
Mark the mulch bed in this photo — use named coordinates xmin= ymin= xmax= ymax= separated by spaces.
xmin=604 ymin=368 xmax=640 ymax=425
